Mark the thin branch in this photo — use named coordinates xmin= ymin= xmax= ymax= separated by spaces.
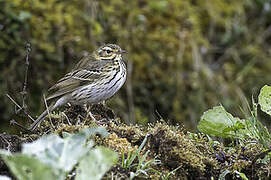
xmin=6 ymin=94 xmax=35 ymax=122
xmin=126 ymin=57 xmax=135 ymax=125
xmin=10 ymin=119 xmax=33 ymax=133
xmin=6 ymin=42 xmax=34 ymax=129
xmin=84 ymin=104 xmax=96 ymax=124
xmin=44 ymin=129 xmax=52 ymax=135
xmin=76 ymin=115 xmax=83 ymax=126
xmin=155 ymin=109 xmax=164 ymax=121
xmin=20 ymin=42 xmax=31 ymax=108
xmin=62 ymin=112 xmax=72 ymax=126
xmin=0 ymin=134 xmax=12 ymax=152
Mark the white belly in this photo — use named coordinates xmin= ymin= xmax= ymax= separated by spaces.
xmin=70 ymin=60 xmax=126 ymax=104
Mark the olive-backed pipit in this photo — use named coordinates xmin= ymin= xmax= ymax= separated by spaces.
xmin=29 ymin=44 xmax=127 ymax=130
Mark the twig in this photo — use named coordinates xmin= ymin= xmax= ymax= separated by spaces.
xmin=76 ymin=115 xmax=83 ymax=126
xmin=126 ymin=56 xmax=135 ymax=124
xmin=6 ymin=94 xmax=22 ymax=111
xmin=62 ymin=112 xmax=72 ymax=126
xmin=10 ymin=119 xmax=33 ymax=133
xmin=84 ymin=104 xmax=96 ymax=123
xmin=6 ymin=42 xmax=34 ymax=128
xmin=44 ymin=129 xmax=52 ymax=135
xmin=6 ymin=94 xmax=35 ymax=122
xmin=0 ymin=134 xmax=12 ymax=152
xmin=20 ymin=42 xmax=31 ymax=108
xmin=155 ymin=109 xmax=164 ymax=121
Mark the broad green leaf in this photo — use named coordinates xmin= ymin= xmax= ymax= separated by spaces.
xmin=0 ymin=152 xmax=64 ymax=180
xmin=258 ymin=85 xmax=271 ymax=116
xmin=0 ymin=175 xmax=11 ymax=180
xmin=0 ymin=128 xmax=110 ymax=180
xmin=197 ymin=106 xmax=241 ymax=138
xmin=76 ymin=146 xmax=118 ymax=180
xmin=22 ymin=130 xmax=96 ymax=172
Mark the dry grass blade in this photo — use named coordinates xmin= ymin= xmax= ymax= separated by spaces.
xmin=6 ymin=94 xmax=34 ymax=122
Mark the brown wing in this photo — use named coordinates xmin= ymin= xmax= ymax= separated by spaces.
xmin=72 ymin=53 xmax=97 ymax=70
xmin=46 ymin=55 xmax=108 ymax=101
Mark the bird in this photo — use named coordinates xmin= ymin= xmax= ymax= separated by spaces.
xmin=28 ymin=44 xmax=127 ymax=131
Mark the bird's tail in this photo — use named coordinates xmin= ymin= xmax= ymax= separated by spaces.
xmin=28 ymin=103 xmax=56 ymax=131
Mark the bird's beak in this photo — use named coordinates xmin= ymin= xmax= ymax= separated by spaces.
xmin=120 ymin=49 xmax=126 ymax=54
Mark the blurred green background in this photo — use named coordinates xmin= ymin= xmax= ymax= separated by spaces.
xmin=1 ymin=0 xmax=271 ymax=132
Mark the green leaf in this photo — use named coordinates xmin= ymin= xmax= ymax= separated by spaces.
xmin=197 ymin=105 xmax=241 ymax=138
xmin=0 ymin=128 xmax=110 ymax=180
xmin=127 ymin=134 xmax=149 ymax=168
xmin=0 ymin=152 xmax=64 ymax=180
xmin=76 ymin=146 xmax=118 ymax=180
xmin=22 ymin=132 xmax=94 ymax=172
xmin=258 ymin=85 xmax=271 ymax=116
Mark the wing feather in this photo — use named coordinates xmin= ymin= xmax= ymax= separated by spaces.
xmin=46 ymin=55 xmax=109 ymax=101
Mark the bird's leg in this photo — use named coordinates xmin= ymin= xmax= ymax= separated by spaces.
xmin=83 ymin=104 xmax=108 ymax=125
xmin=98 ymin=100 xmax=114 ymax=124
xmin=99 ymin=100 xmax=109 ymax=110
xmin=101 ymin=100 xmax=106 ymax=106
xmin=97 ymin=101 xmax=112 ymax=125
xmin=83 ymin=104 xmax=96 ymax=122
xmin=27 ymin=103 xmax=56 ymax=131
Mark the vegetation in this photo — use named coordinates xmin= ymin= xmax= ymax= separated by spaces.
xmin=198 ymin=85 xmax=271 ymax=147
xmin=0 ymin=127 xmax=117 ymax=180
xmin=1 ymin=88 xmax=271 ymax=179
xmin=2 ymin=0 xmax=271 ymax=179
xmin=2 ymin=0 xmax=271 ymax=130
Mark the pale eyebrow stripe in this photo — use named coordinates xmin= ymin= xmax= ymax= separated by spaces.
xmin=103 ymin=47 xmax=113 ymax=51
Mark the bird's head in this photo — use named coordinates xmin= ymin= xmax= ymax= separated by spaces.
xmin=94 ymin=44 xmax=125 ymax=60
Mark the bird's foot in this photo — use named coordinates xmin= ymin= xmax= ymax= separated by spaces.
xmin=10 ymin=119 xmax=35 ymax=133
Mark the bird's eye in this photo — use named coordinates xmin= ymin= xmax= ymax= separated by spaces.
xmin=106 ymin=50 xmax=112 ymax=54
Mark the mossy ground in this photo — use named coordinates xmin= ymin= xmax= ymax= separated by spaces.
xmin=0 ymin=105 xmax=270 ymax=179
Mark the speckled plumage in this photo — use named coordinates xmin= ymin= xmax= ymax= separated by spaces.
xmin=29 ymin=44 xmax=126 ymax=130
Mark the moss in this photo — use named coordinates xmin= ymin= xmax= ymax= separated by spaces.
xmin=97 ymin=120 xmax=271 ymax=179
xmin=2 ymin=105 xmax=271 ymax=179
xmin=232 ymin=160 xmax=250 ymax=172
xmin=146 ymin=123 xmax=219 ymax=177
xmin=102 ymin=133 xmax=135 ymax=154
xmin=3 ymin=0 xmax=271 ymax=133
xmin=93 ymin=121 xmax=220 ymax=178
